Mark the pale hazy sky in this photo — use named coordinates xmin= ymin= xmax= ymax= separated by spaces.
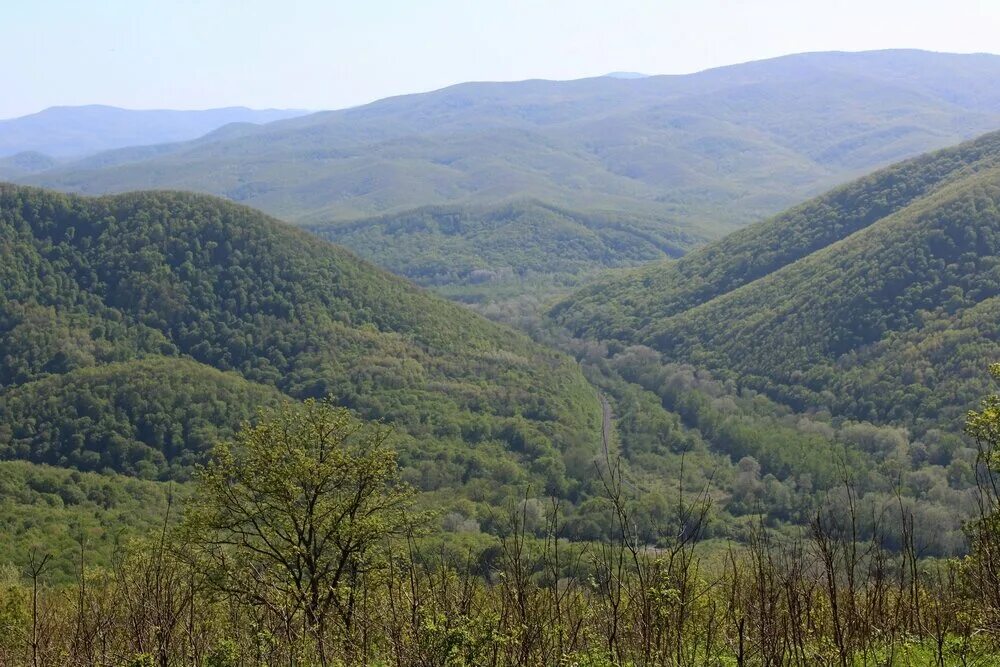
xmin=3 ymin=0 xmax=999 ymax=119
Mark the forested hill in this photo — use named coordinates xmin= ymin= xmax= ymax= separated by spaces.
xmin=551 ymin=129 xmax=1000 ymax=431
xmin=0 ymin=184 xmax=600 ymax=492
xmin=307 ymin=200 xmax=700 ymax=292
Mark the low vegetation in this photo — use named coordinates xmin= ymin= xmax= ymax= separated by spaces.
xmin=3 ymin=368 xmax=1000 ymax=665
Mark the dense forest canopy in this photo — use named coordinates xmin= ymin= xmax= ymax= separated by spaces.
xmin=0 ymin=184 xmax=600 ymax=499
xmin=6 ymin=124 xmax=999 ymax=562
xmin=552 ymin=129 xmax=1000 ymax=432
xmin=307 ymin=200 xmax=700 ymax=299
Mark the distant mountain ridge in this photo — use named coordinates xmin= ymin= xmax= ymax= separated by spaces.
xmin=0 ymin=105 xmax=309 ymax=158
xmin=19 ymin=50 xmax=1000 ymax=224
xmin=0 ymin=152 xmax=57 ymax=180
xmin=603 ymin=72 xmax=650 ymax=79
xmin=14 ymin=49 xmax=1000 ymax=294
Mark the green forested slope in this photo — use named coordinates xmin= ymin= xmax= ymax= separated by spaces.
xmin=0 ymin=461 xmax=177 ymax=581
xmin=0 ymin=182 xmax=986 ymax=556
xmin=552 ymin=131 xmax=1000 ymax=430
xmin=0 ymin=358 xmax=283 ymax=478
xmin=0 ymin=185 xmax=600 ymax=493
xmin=552 ymin=131 xmax=1000 ymax=338
xmin=307 ymin=200 xmax=698 ymax=291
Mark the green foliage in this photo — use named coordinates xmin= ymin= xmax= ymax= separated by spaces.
xmin=0 ymin=358 xmax=282 ymax=478
xmin=554 ymin=130 xmax=1000 ymax=338
xmin=584 ymin=350 xmax=971 ymax=554
xmin=962 ymin=364 xmax=1000 ymax=609
xmin=308 ymin=200 xmax=698 ymax=295
xmin=553 ymin=129 xmax=1000 ymax=431
xmin=0 ymin=461 xmax=176 ymax=581
xmin=0 ymin=184 xmax=600 ymax=499
xmin=2 ymin=379 xmax=1000 ymax=665
xmin=184 ymin=399 xmax=416 ymax=656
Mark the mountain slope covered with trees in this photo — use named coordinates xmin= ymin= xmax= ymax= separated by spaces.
xmin=0 ymin=185 xmax=600 ymax=497
xmin=307 ymin=200 xmax=700 ymax=298
xmin=552 ymin=130 xmax=1000 ymax=431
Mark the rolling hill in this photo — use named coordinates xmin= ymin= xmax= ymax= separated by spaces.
xmin=18 ymin=50 xmax=1000 ymax=293
xmin=0 ymin=105 xmax=308 ymax=158
xmin=306 ymin=200 xmax=700 ymax=293
xmin=0 ymin=184 xmax=600 ymax=497
xmin=0 ymin=152 xmax=58 ymax=180
xmin=551 ymin=129 xmax=1000 ymax=432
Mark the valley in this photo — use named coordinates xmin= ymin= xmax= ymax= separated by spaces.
xmin=4 ymin=121 xmax=996 ymax=563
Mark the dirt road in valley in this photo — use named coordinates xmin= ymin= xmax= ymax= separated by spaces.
xmin=597 ymin=389 xmax=640 ymax=493
xmin=598 ymin=390 xmax=612 ymax=459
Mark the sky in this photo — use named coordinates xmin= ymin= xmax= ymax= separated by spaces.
xmin=3 ymin=0 xmax=1000 ymax=119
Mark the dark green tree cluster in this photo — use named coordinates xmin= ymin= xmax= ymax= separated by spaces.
xmin=0 ymin=358 xmax=282 ymax=478
xmin=0 ymin=185 xmax=600 ymax=496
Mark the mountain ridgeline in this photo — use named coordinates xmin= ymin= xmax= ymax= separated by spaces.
xmin=16 ymin=50 xmax=1000 ymax=293
xmin=0 ymin=184 xmax=600 ymax=495
xmin=9 ymin=42 xmax=1000 ymax=666
xmin=0 ymin=105 xmax=309 ymax=159
xmin=552 ymin=129 xmax=1000 ymax=431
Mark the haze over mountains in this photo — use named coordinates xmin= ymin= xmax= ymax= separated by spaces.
xmin=7 ymin=46 xmax=1000 ymax=661
xmin=10 ymin=0 xmax=1000 ymax=651
xmin=0 ymin=105 xmax=308 ymax=160
xmin=15 ymin=49 xmax=1000 ymax=293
